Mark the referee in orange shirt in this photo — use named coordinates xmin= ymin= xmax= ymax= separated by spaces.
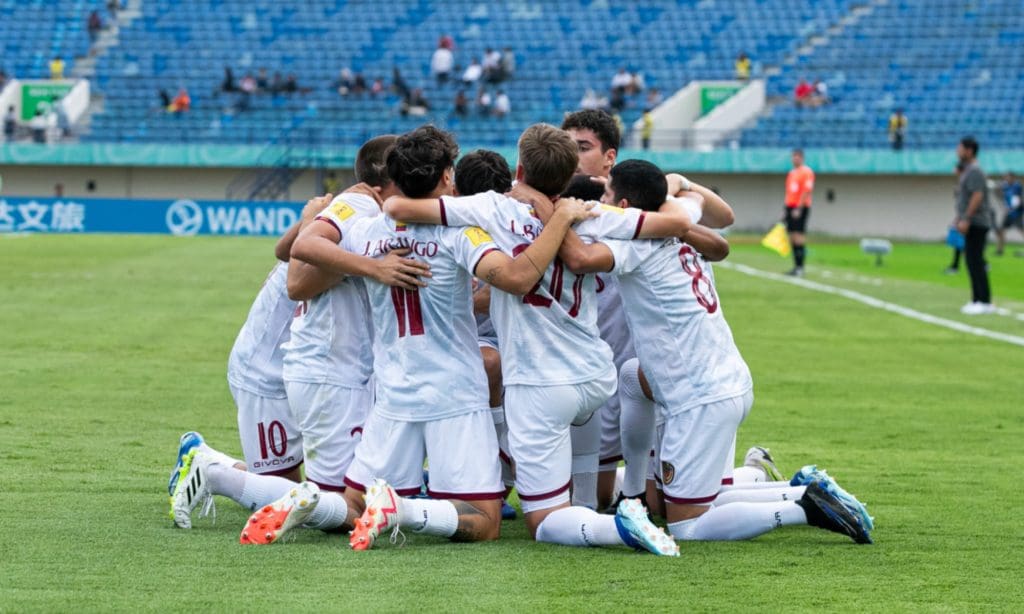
xmin=784 ymin=148 xmax=814 ymax=276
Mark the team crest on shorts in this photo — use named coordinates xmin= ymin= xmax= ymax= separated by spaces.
xmin=662 ymin=461 xmax=675 ymax=485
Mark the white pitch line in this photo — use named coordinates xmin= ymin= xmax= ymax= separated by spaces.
xmin=718 ymin=262 xmax=1024 ymax=348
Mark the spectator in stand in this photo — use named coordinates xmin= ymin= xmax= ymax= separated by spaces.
xmin=454 ymin=89 xmax=469 ymax=116
xmin=482 ymin=48 xmax=502 ymax=83
xmin=609 ymin=86 xmax=626 ymax=113
xmin=641 ymin=110 xmax=653 ymax=150
xmin=628 ymin=71 xmax=645 ymax=95
xmin=323 ymin=171 xmax=341 ymax=195
xmin=812 ymin=79 xmax=830 ymax=106
xmin=370 ymin=77 xmax=385 ymax=97
xmin=221 ymin=67 xmax=237 ymax=92
xmin=476 ymin=87 xmax=492 ymax=115
xmin=735 ymin=52 xmax=751 ymax=80
xmin=995 ymin=171 xmax=1023 ymax=256
xmin=579 ymin=89 xmax=604 ymax=110
xmin=50 ymin=56 xmax=65 ymax=80
xmin=888 ymin=109 xmax=908 ymax=150
xmin=352 ymin=73 xmax=367 ymax=96
xmin=431 ymin=37 xmax=455 ymax=86
xmin=462 ymin=58 xmax=483 ymax=87
xmin=500 ymin=47 xmax=516 ymax=81
xmin=335 ymin=68 xmax=355 ymax=96
xmin=3 ymin=106 xmax=16 ymax=142
xmin=240 ymin=73 xmax=257 ymax=94
xmin=492 ymin=90 xmax=510 ymax=118
xmin=392 ymin=67 xmax=410 ymax=100
xmin=170 ymin=88 xmax=191 ymax=113
xmin=283 ymin=74 xmax=305 ymax=94
xmin=107 ymin=0 xmax=121 ymax=18
xmin=794 ymin=78 xmax=813 ymax=107
xmin=87 ymin=10 xmax=104 ymax=43
xmin=256 ymin=68 xmax=270 ymax=92
xmin=611 ymin=67 xmax=632 ymax=91
xmin=269 ymin=72 xmax=286 ymax=94
xmin=401 ymin=88 xmax=430 ymax=116
xmin=645 ymin=88 xmax=663 ymax=109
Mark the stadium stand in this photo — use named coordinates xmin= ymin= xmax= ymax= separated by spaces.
xmin=2 ymin=1 xmax=1021 ymax=150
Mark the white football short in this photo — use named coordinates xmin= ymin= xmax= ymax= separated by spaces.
xmin=344 ymin=408 xmax=504 ymax=500
xmin=477 ymin=336 xmax=499 ymax=352
xmin=504 ymin=367 xmax=617 ymax=513
xmin=650 ymin=390 xmax=754 ymax=504
xmin=285 ymin=381 xmax=372 ymax=491
xmin=232 ymin=384 xmax=303 ymax=476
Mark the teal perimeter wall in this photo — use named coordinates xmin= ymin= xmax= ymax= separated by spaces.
xmin=2 ymin=142 xmax=1023 ymax=175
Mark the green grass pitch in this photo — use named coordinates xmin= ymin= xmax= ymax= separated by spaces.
xmin=2 ymin=234 xmax=1022 ymax=611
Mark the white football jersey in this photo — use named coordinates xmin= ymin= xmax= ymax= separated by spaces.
xmin=281 ymin=193 xmax=378 ymax=388
xmin=341 ymin=214 xmax=497 ymax=421
xmin=227 ymin=261 xmax=294 ymax=399
xmin=595 ymin=275 xmax=636 ymax=368
xmin=439 ymin=191 xmax=645 ymax=386
xmin=605 ymin=237 xmax=752 ymax=414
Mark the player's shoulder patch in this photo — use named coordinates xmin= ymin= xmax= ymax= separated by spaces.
xmin=327 ymin=198 xmax=357 ymax=222
xmin=599 ymin=204 xmax=627 ymax=215
xmin=463 ymin=226 xmax=493 ymax=247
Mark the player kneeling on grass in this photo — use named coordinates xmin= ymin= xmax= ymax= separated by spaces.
xmin=563 ymin=159 xmax=873 ymax=544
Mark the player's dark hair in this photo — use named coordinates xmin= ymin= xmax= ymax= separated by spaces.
xmin=608 ymin=159 xmax=668 ymax=212
xmin=562 ymin=174 xmax=606 ymax=201
xmin=355 ymin=134 xmax=398 ymax=188
xmin=561 ymin=109 xmax=620 ymax=152
xmin=960 ymin=136 xmax=979 ymax=156
xmin=455 ymin=149 xmax=512 ymax=195
xmin=386 ymin=125 xmax=459 ymax=198
xmin=792 ymin=148 xmax=804 ymax=156
xmin=518 ymin=123 xmax=578 ymax=196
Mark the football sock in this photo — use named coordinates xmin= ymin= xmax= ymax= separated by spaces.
xmin=491 ymin=405 xmax=514 ymax=488
xmin=205 ymin=463 xmax=295 ymax=511
xmin=732 ymin=465 xmax=767 ymax=484
xmin=712 ymin=485 xmax=806 ymax=506
xmin=794 ymin=245 xmax=806 ymax=267
xmin=570 ymin=413 xmax=601 ymax=510
xmin=396 ymin=497 xmax=458 ymax=537
xmin=720 ymin=479 xmax=794 ymax=490
xmin=535 ymin=506 xmax=624 ymax=547
xmin=198 ymin=443 xmax=242 ymax=469
xmin=618 ymin=358 xmax=656 ymax=498
xmin=303 ymin=491 xmax=349 ymax=530
xmin=668 ymin=502 xmax=807 ymax=541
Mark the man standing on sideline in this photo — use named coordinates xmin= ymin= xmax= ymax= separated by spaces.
xmin=955 ymin=136 xmax=994 ymax=314
xmin=784 ymin=149 xmax=814 ymax=276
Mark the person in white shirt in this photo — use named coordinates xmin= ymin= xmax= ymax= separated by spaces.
xmin=461 ymin=58 xmax=482 ymax=86
xmin=431 ymin=43 xmax=454 ymax=86
xmin=610 ymin=67 xmax=632 ymax=91
xmin=492 ymin=90 xmax=510 ymax=117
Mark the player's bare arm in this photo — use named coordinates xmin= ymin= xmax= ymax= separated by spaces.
xmin=666 ymin=173 xmax=736 ymax=228
xmin=382 ymin=196 xmax=445 ymax=224
xmin=474 ymin=200 xmax=597 ymax=294
xmin=290 ymin=219 xmax=431 ymax=294
xmin=472 ymin=282 xmax=491 ymax=315
xmin=275 ymin=194 xmax=333 ymax=261
xmin=287 ymin=194 xmax=348 ymax=299
xmin=682 ymin=223 xmax=730 ymax=261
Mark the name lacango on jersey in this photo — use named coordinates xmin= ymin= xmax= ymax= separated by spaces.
xmin=360 ymin=236 xmax=440 ymax=258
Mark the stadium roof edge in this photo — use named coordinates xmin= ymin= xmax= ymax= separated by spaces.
xmin=2 ymin=143 xmax=1022 ymax=175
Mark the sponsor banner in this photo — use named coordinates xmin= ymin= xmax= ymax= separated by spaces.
xmin=21 ymin=82 xmax=75 ymax=121
xmin=700 ymin=84 xmax=741 ymax=115
xmin=0 ymin=196 xmax=302 ymax=236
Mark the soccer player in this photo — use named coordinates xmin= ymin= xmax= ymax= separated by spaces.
xmin=784 ymin=148 xmax=814 ymax=276
xmin=296 ymin=126 xmax=595 ymax=549
xmin=560 ymin=109 xmax=738 ymax=511
xmin=384 ymin=123 xmax=693 ymax=555
xmin=567 ymin=159 xmax=873 ymax=544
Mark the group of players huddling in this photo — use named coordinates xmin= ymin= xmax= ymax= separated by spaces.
xmin=168 ymin=110 xmax=874 ymax=555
